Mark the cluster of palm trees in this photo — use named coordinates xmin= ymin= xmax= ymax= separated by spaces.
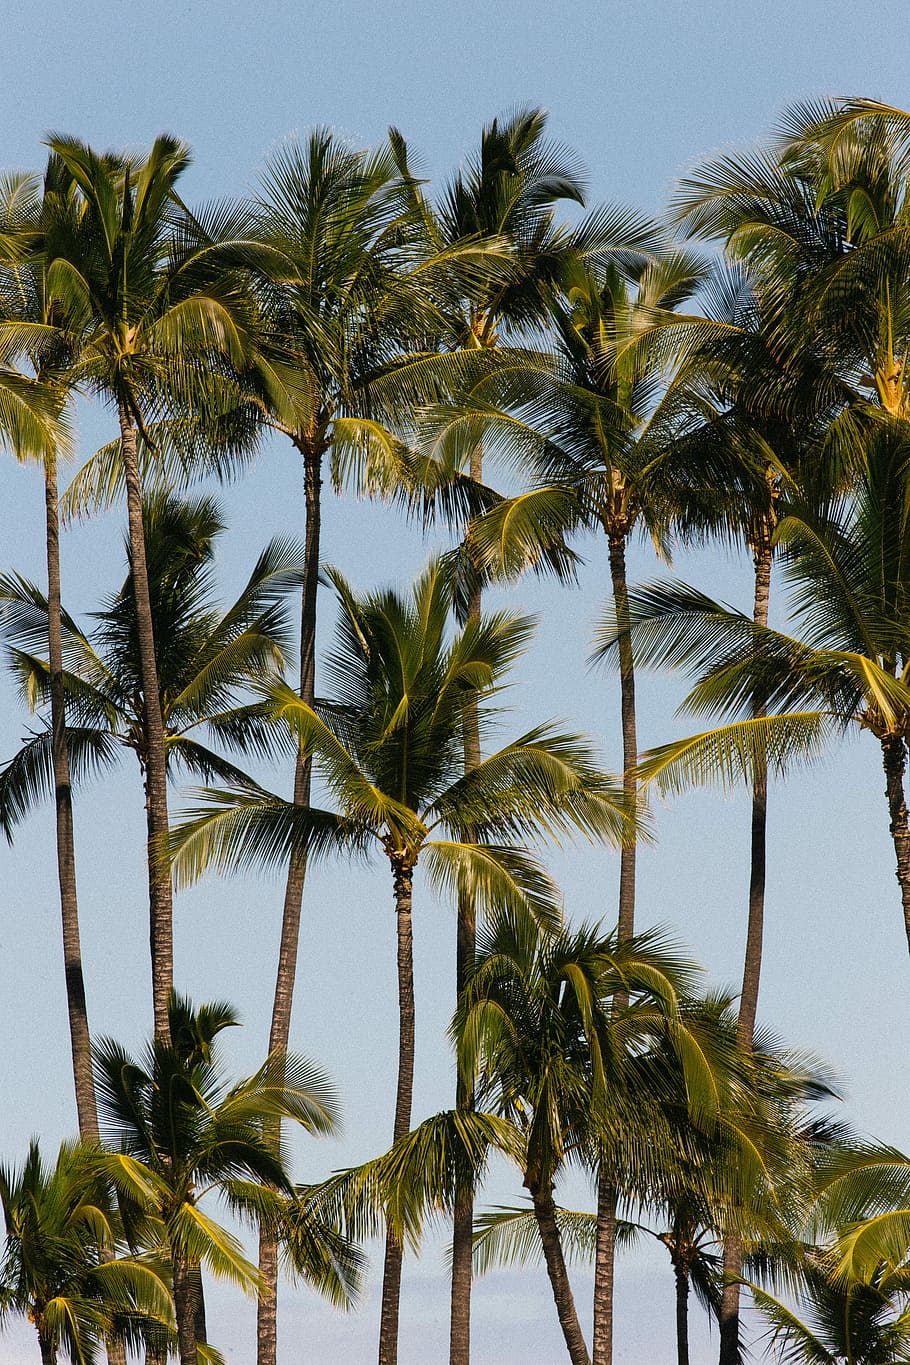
xmin=5 ymin=94 xmax=910 ymax=1364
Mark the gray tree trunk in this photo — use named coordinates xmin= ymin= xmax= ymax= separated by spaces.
xmin=719 ymin=529 xmax=773 ymax=1365
xmin=530 ymin=1181 xmax=592 ymax=1365
xmin=378 ymin=858 xmax=417 ymax=1365
xmin=118 ymin=401 xmax=173 ymax=1042
xmin=257 ymin=439 xmax=321 ymax=1365
xmin=44 ymin=448 xmax=99 ymax=1143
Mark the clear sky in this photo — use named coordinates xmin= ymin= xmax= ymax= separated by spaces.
xmin=1 ymin=2 xmax=909 ymax=1362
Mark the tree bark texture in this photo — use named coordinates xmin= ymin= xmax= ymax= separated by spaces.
xmin=530 ymin=1182 xmax=592 ymax=1365
xmin=719 ymin=529 xmax=773 ymax=1365
xmin=594 ymin=530 xmax=638 ymax=1365
xmin=737 ymin=532 xmax=772 ymax=1047
xmin=378 ymin=858 xmax=417 ymax=1365
xmin=607 ymin=532 xmax=637 ymax=945
xmin=881 ymin=732 xmax=910 ymax=953
xmin=173 ymin=1254 xmax=199 ymax=1365
xmin=118 ymin=401 xmax=173 ymax=1042
xmin=257 ymin=440 xmax=321 ymax=1365
xmin=45 ymin=450 xmax=99 ymax=1143
xmin=674 ymin=1261 xmax=690 ymax=1365
xmin=38 ymin=1327 xmax=57 ymax=1365
xmin=450 ymin=483 xmax=483 ymax=1365
xmin=591 ymin=1172 xmax=617 ymax=1365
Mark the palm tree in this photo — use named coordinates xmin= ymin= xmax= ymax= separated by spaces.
xmin=455 ymin=915 xmax=752 ymax=1365
xmin=166 ymin=556 xmax=631 ymax=1365
xmin=41 ymin=133 xmax=260 ymax=1041
xmin=751 ymin=1259 xmax=910 ymax=1363
xmin=92 ymin=994 xmax=346 ymax=1365
xmin=388 ymin=112 xmax=596 ymax=1364
xmin=614 ymin=424 xmax=910 ymax=952
xmin=0 ymin=492 xmax=303 ymax=983
xmin=239 ymin=133 xmax=516 ymax=1365
xmin=0 ymin=160 xmax=105 ymax=1136
xmin=467 ymin=246 xmax=710 ymax=1365
xmin=0 ymin=1139 xmax=173 ymax=1364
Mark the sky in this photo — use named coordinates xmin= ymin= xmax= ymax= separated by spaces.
xmin=1 ymin=1 xmax=909 ymax=1362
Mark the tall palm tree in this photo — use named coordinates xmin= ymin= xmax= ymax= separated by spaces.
xmin=240 ymin=133 xmax=512 ymax=1365
xmin=657 ymin=100 xmax=905 ymax=1361
xmin=92 ymin=994 xmax=347 ymax=1365
xmin=166 ymin=557 xmax=632 ymax=1365
xmin=465 ymin=246 xmax=710 ymax=1365
xmin=387 ymin=111 xmax=596 ymax=1364
xmin=0 ymin=1139 xmax=173 ymax=1364
xmin=0 ymin=493 xmax=303 ymax=957
xmin=614 ymin=424 xmax=910 ymax=951
xmin=455 ymin=917 xmax=748 ymax=1365
xmin=0 ymin=161 xmax=103 ymax=1135
xmin=41 ymin=133 xmax=260 ymax=1041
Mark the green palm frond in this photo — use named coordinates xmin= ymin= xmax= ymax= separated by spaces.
xmin=167 ymin=783 xmax=370 ymax=890
xmin=635 ymin=712 xmax=837 ymax=796
xmin=422 ymin=839 xmax=563 ymax=931
xmin=471 ymin=1203 xmax=599 ymax=1275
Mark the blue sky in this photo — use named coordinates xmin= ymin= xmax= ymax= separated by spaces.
xmin=1 ymin=1 xmax=909 ymax=1362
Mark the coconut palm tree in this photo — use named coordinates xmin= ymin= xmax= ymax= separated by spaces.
xmin=461 ymin=246 xmax=716 ymax=1365
xmin=166 ymin=556 xmax=631 ymax=1365
xmin=751 ymin=1259 xmax=910 ymax=1364
xmin=40 ymin=133 xmax=261 ymax=1041
xmin=92 ymin=994 xmax=348 ymax=1365
xmin=387 ymin=112 xmax=600 ymax=1364
xmin=612 ymin=423 xmax=910 ymax=952
xmin=0 ymin=492 xmax=303 ymax=986
xmin=237 ymin=132 xmax=520 ymax=1365
xmin=455 ymin=915 xmax=755 ymax=1365
xmin=0 ymin=1139 xmax=173 ymax=1364
xmin=0 ymin=160 xmax=103 ymax=1135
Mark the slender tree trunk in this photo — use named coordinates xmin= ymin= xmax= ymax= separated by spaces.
xmin=191 ymin=1262 xmax=207 ymax=1346
xmin=529 ymin=1180 xmax=592 ymax=1365
xmin=173 ymin=1253 xmax=199 ymax=1365
xmin=38 ymin=1327 xmax=57 ymax=1365
xmin=451 ymin=451 xmax=483 ymax=1365
xmin=674 ymin=1259 xmax=690 ymax=1365
xmin=719 ymin=530 xmax=773 ymax=1365
xmin=378 ymin=857 xmax=417 ymax=1365
xmin=118 ymin=400 xmax=173 ymax=1042
xmin=592 ymin=1172 xmax=617 ymax=1365
xmin=607 ymin=530 xmax=637 ymax=944
xmin=45 ymin=449 xmax=99 ymax=1143
xmin=737 ymin=534 xmax=771 ymax=1046
xmin=881 ymin=732 xmax=910 ymax=952
xmin=593 ymin=529 xmax=638 ymax=1365
xmin=257 ymin=439 xmax=321 ymax=1365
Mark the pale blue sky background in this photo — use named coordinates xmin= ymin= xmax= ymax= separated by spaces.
xmin=2 ymin=2 xmax=909 ymax=1362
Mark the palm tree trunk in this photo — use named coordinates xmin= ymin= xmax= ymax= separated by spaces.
xmin=593 ymin=530 xmax=638 ymax=1365
xmin=592 ymin=1172 xmax=617 ymax=1365
xmin=529 ymin=1179 xmax=592 ymax=1365
xmin=118 ymin=400 xmax=173 ymax=1042
xmin=674 ymin=1260 xmax=690 ymax=1365
xmin=451 ymin=473 xmax=483 ymax=1365
xmin=378 ymin=856 xmax=417 ymax=1365
xmin=38 ymin=1327 xmax=57 ymax=1365
xmin=257 ymin=439 xmax=321 ymax=1365
xmin=191 ymin=1262 xmax=207 ymax=1346
xmin=737 ymin=532 xmax=772 ymax=1045
xmin=44 ymin=448 xmax=99 ymax=1143
xmin=719 ymin=530 xmax=773 ymax=1365
xmin=607 ymin=531 xmax=637 ymax=942
xmin=881 ymin=732 xmax=910 ymax=952
xmin=54 ymin=441 xmax=130 ymax=1365
xmin=173 ymin=1253 xmax=199 ymax=1365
